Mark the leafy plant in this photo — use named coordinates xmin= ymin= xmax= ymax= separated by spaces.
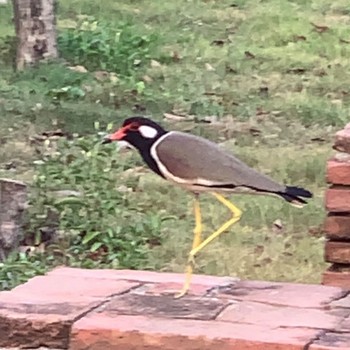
xmin=58 ymin=16 xmax=160 ymax=76
xmin=27 ymin=123 xmax=164 ymax=269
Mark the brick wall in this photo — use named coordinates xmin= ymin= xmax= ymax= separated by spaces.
xmin=323 ymin=123 xmax=350 ymax=288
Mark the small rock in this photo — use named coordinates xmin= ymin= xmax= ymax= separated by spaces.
xmin=69 ymin=65 xmax=88 ymax=73
xmin=205 ymin=63 xmax=215 ymax=71
xmin=151 ymin=60 xmax=161 ymax=68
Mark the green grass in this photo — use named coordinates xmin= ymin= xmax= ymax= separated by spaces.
xmin=1 ymin=0 xmax=349 ymax=289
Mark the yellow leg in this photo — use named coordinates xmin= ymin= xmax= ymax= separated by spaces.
xmin=175 ymin=192 xmax=242 ymax=299
xmin=175 ymin=196 xmax=202 ymax=299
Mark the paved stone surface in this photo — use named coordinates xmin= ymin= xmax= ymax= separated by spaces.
xmin=210 ymin=279 xmax=343 ymax=308
xmin=0 ymin=272 xmax=139 ymax=348
xmin=2 ymin=267 xmax=350 ymax=349
xmin=217 ymin=301 xmax=339 ymax=329
xmin=327 ymin=159 xmax=350 ymax=185
xmin=325 ymin=187 xmax=350 ymax=213
xmin=49 ymin=266 xmax=227 ymax=287
xmin=310 ymin=332 xmax=350 ymax=350
xmin=97 ymin=292 xmax=228 ymax=320
xmin=330 ymin=293 xmax=350 ymax=309
xmin=70 ymin=314 xmax=320 ymax=350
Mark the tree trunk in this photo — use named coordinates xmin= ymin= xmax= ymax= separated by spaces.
xmin=0 ymin=179 xmax=28 ymax=261
xmin=12 ymin=0 xmax=58 ymax=70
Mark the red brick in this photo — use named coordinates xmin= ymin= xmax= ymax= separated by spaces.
xmin=212 ymin=280 xmax=343 ymax=308
xmin=327 ymin=160 xmax=350 ymax=185
xmin=70 ymin=314 xmax=320 ymax=350
xmin=334 ymin=123 xmax=350 ymax=153
xmin=309 ymin=332 xmax=350 ymax=350
xmin=323 ymin=269 xmax=350 ymax=289
xmin=325 ymin=241 xmax=350 ymax=264
xmin=217 ymin=301 xmax=339 ymax=329
xmin=324 ymin=215 xmax=350 ymax=239
xmin=0 ymin=274 xmax=138 ymax=348
xmin=325 ymin=188 xmax=350 ymax=212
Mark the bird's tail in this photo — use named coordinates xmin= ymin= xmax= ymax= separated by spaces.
xmin=278 ymin=186 xmax=313 ymax=208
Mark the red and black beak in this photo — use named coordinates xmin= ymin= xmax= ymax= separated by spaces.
xmin=101 ymin=126 xmax=127 ymax=144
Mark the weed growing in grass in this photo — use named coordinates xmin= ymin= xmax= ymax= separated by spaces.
xmin=58 ymin=16 xmax=161 ymax=76
xmin=1 ymin=125 xmax=164 ymax=288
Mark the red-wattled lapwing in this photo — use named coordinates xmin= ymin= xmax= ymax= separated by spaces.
xmin=102 ymin=116 xmax=312 ymax=298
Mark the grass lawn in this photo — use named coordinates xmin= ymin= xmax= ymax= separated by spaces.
xmin=1 ymin=0 xmax=349 ymax=289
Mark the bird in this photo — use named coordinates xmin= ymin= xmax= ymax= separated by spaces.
xmin=102 ymin=116 xmax=312 ymax=298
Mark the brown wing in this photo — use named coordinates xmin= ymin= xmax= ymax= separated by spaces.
xmin=154 ymin=132 xmax=285 ymax=193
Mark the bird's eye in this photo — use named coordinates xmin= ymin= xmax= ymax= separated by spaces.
xmin=128 ymin=122 xmax=140 ymax=131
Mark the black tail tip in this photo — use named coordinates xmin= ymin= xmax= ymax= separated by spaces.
xmin=286 ymin=186 xmax=313 ymax=199
xmin=280 ymin=186 xmax=313 ymax=208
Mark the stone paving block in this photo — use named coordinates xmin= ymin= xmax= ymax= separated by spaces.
xmin=97 ymin=292 xmax=229 ymax=320
xmin=135 ymin=281 xmax=213 ymax=297
xmin=0 ymin=291 xmax=100 ymax=349
xmin=70 ymin=314 xmax=320 ymax=350
xmin=330 ymin=294 xmax=350 ymax=309
xmin=217 ymin=301 xmax=340 ymax=329
xmin=0 ymin=273 xmax=139 ymax=348
xmin=211 ymin=280 xmax=343 ymax=308
xmin=12 ymin=274 xmax=140 ymax=299
xmin=309 ymin=332 xmax=350 ymax=350
xmin=48 ymin=266 xmax=227 ymax=287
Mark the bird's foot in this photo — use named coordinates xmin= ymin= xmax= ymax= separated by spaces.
xmin=173 ymin=253 xmax=196 ymax=299
xmin=174 ymin=287 xmax=188 ymax=299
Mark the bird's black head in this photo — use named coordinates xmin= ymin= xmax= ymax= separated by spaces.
xmin=102 ymin=116 xmax=168 ymax=152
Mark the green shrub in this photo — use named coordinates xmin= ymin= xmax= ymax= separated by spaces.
xmin=58 ymin=16 xmax=160 ymax=76
xmin=27 ymin=124 xmax=164 ymax=269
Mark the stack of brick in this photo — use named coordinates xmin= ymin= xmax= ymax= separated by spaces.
xmin=323 ymin=123 xmax=350 ymax=288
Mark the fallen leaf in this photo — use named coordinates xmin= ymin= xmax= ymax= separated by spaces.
xmin=172 ymin=51 xmax=181 ymax=62
xmin=94 ymin=70 xmax=110 ymax=81
xmin=163 ymin=113 xmax=187 ymax=121
xmin=225 ymin=65 xmax=238 ymax=74
xmin=142 ymin=75 xmax=153 ymax=83
xmin=286 ymin=68 xmax=306 ymax=74
xmin=244 ymin=51 xmax=255 ymax=59
xmin=310 ymin=137 xmax=326 ymax=143
xmin=273 ymin=219 xmax=283 ymax=230
xmin=311 ymin=22 xmax=329 ymax=33
xmin=249 ymin=127 xmax=262 ymax=136
xmin=340 ymin=38 xmax=350 ymax=44
xmin=292 ymin=35 xmax=307 ymax=42
xmin=150 ymin=59 xmax=161 ymax=68
xmin=68 ymin=65 xmax=88 ymax=73
xmin=211 ymin=39 xmax=226 ymax=46
xmin=205 ymin=63 xmax=215 ymax=71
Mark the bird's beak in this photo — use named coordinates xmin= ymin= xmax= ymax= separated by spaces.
xmin=101 ymin=127 xmax=127 ymax=144
xmin=101 ymin=137 xmax=112 ymax=144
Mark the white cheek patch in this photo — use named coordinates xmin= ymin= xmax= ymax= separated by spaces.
xmin=139 ymin=125 xmax=158 ymax=138
xmin=117 ymin=140 xmax=135 ymax=150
